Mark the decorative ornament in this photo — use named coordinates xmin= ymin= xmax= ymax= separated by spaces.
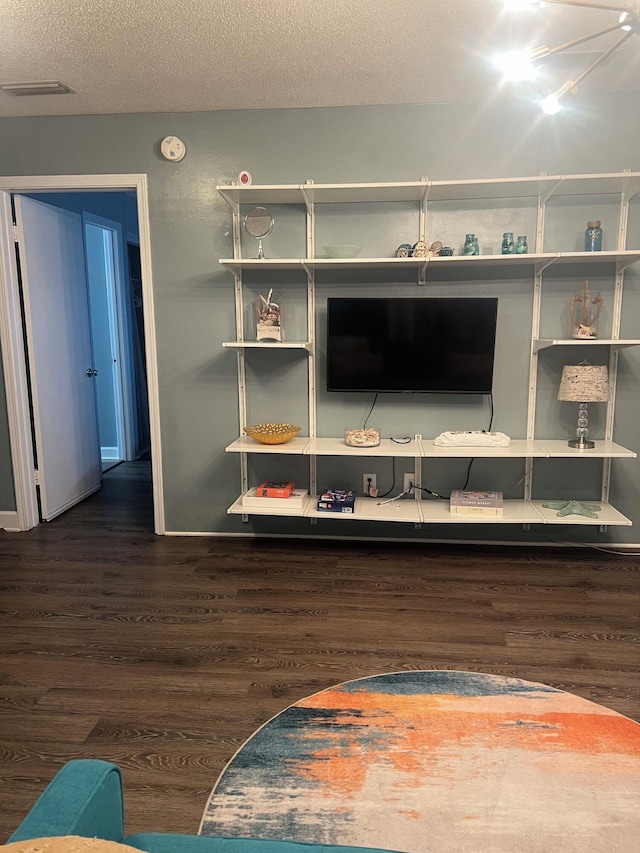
xmin=429 ymin=241 xmax=443 ymax=256
xmin=256 ymin=288 xmax=282 ymax=341
xmin=541 ymin=500 xmax=601 ymax=518
xmin=395 ymin=243 xmax=412 ymax=258
xmin=412 ymin=240 xmax=428 ymax=258
xmin=569 ymin=280 xmax=603 ymax=339
xmin=238 ymin=170 xmax=252 ymax=186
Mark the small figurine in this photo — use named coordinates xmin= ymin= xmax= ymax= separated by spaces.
xmin=257 ymin=289 xmax=282 ymax=341
xmin=395 ymin=243 xmax=412 ymax=258
xmin=428 ymin=241 xmax=443 ymax=256
xmin=412 ymin=240 xmax=428 ymax=258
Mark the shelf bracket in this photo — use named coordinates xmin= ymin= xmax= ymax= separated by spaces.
xmin=534 ymin=256 xmax=558 ymax=275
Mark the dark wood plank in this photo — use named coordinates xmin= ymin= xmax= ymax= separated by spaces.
xmin=1 ymin=461 xmax=639 ymax=841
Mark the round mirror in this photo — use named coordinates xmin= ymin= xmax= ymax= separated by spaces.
xmin=244 ymin=207 xmax=274 ymax=258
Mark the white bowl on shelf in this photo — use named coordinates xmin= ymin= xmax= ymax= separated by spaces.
xmin=323 ymin=245 xmax=363 ymax=258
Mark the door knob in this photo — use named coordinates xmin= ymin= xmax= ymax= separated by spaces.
xmin=86 ymin=368 xmax=99 ymax=377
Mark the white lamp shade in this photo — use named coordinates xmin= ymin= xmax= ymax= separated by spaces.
xmin=557 ymin=364 xmax=609 ymax=402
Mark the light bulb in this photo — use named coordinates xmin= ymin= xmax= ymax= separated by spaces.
xmin=502 ymin=0 xmax=540 ymax=10
xmin=541 ymin=94 xmax=562 ymax=115
xmin=541 ymin=81 xmax=575 ymax=115
xmin=494 ymin=49 xmax=538 ymax=81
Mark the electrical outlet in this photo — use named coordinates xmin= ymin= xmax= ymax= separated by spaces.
xmin=363 ymin=473 xmax=377 ymax=496
xmin=403 ymin=473 xmax=415 ymax=494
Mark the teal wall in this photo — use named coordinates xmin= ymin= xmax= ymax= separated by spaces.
xmin=0 ymin=95 xmax=639 ymax=543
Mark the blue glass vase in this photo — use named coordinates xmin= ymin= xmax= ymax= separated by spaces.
xmin=585 ymin=220 xmax=602 ymax=252
xmin=501 ymin=232 xmax=514 ymax=254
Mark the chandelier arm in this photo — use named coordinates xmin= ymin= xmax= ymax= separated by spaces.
xmin=541 ymin=0 xmax=632 ymax=12
xmin=570 ymin=28 xmax=635 ymax=87
xmin=541 ymin=21 xmax=634 ymax=56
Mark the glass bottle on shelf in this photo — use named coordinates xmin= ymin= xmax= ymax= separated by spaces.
xmin=569 ymin=280 xmax=603 ymax=339
xmin=516 ymin=235 xmax=528 ymax=254
xmin=501 ymin=232 xmax=514 ymax=254
xmin=585 ymin=220 xmax=603 ymax=252
xmin=463 ymin=234 xmax=479 ymax=255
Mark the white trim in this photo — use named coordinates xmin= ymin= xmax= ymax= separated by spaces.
xmin=0 ymin=511 xmax=20 ymax=532
xmin=162 ymin=531 xmax=640 ymax=550
xmin=0 ymin=174 xmax=164 ymax=535
xmin=100 ymin=446 xmax=120 ymax=460
xmin=0 ymin=192 xmax=39 ymax=529
xmin=83 ymin=212 xmax=130 ymax=461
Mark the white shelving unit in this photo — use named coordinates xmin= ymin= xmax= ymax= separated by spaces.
xmin=218 ymin=172 xmax=640 ymax=529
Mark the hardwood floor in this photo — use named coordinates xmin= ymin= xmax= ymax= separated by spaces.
xmin=1 ymin=462 xmax=639 ymax=841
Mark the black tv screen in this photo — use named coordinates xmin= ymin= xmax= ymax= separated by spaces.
xmin=326 ymin=297 xmax=498 ymax=394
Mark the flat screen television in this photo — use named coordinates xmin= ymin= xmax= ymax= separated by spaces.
xmin=326 ymin=297 xmax=498 ymax=394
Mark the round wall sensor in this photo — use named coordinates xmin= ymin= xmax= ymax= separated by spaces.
xmin=238 ymin=170 xmax=252 ymax=185
xmin=160 ymin=136 xmax=186 ymax=162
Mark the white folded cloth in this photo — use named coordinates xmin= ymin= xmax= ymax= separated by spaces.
xmin=433 ymin=431 xmax=511 ymax=447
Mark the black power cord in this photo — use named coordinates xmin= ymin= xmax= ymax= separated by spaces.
xmin=456 ymin=392 xmax=495 ymax=494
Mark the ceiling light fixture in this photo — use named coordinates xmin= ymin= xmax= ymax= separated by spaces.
xmin=498 ymin=1 xmax=639 ymax=112
xmin=0 ymin=80 xmax=76 ymax=96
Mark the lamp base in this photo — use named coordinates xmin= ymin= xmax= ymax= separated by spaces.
xmin=568 ymin=437 xmax=595 ymax=449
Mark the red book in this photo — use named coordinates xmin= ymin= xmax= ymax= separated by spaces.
xmin=257 ymin=480 xmax=295 ymax=498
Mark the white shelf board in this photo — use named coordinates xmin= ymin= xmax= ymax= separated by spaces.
xmin=427 ymin=253 xmax=549 ymax=268
xmin=301 ymin=181 xmax=429 ymax=204
xmin=225 ymin=436 xmax=310 ymax=454
xmin=553 ymin=250 xmax=640 ymax=266
xmin=217 ymin=184 xmax=305 ymax=205
xmin=427 ymin=176 xmax=563 ymax=202
xmin=220 ymin=258 xmax=304 ymax=273
xmin=419 ymin=499 xmax=544 ymax=524
xmin=420 ymin=439 xmax=545 ymax=458
xmin=549 ymin=173 xmax=640 ymax=198
xmin=308 ymin=496 xmax=423 ymax=523
xmin=222 ymin=341 xmax=312 ymax=351
xmin=535 ymin=439 xmax=637 ymax=458
xmin=534 ymin=338 xmax=640 ymax=352
xmin=530 ymin=500 xmax=632 ymax=526
xmin=217 ymin=173 xmax=640 ymax=207
xmin=308 ymin=257 xmax=424 ymax=270
xmin=307 ymin=437 xmax=421 ymax=457
xmin=227 ymin=494 xmax=313 ymax=518
xmin=220 ymin=251 xmax=640 ymax=276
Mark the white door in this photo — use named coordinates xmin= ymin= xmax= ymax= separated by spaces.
xmin=14 ymin=196 xmax=102 ymax=520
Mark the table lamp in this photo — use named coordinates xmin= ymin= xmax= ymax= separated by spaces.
xmin=557 ymin=362 xmax=609 ymax=449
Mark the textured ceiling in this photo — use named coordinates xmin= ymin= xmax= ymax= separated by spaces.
xmin=1 ymin=0 xmax=639 ymax=117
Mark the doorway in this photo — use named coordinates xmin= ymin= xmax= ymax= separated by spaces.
xmin=0 ymin=174 xmax=164 ymax=533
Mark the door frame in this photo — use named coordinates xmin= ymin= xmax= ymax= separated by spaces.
xmin=0 ymin=174 xmax=164 ymax=534
xmin=82 ymin=212 xmax=129 ymax=464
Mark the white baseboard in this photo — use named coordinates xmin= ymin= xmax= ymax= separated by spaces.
xmin=101 ymin=447 xmax=120 ymax=460
xmin=0 ymin=510 xmax=20 ymax=531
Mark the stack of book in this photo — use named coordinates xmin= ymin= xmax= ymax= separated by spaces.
xmin=449 ymin=490 xmax=504 ymax=518
xmin=242 ymin=481 xmax=308 ymax=508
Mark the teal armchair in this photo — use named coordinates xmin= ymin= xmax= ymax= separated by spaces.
xmin=8 ymin=760 xmax=398 ymax=853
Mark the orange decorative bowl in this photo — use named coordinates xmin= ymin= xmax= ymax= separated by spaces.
xmin=243 ymin=423 xmax=301 ymax=445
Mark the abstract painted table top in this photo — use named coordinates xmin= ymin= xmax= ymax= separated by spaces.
xmin=201 ymin=671 xmax=640 ymax=853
